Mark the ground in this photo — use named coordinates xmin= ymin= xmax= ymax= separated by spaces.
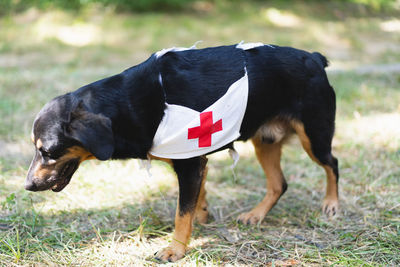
xmin=0 ymin=1 xmax=400 ymax=266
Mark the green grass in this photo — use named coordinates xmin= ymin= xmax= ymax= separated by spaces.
xmin=1 ymin=1 xmax=400 ymax=266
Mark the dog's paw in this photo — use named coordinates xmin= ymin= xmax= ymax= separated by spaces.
xmin=237 ymin=211 xmax=264 ymax=225
xmin=155 ymin=245 xmax=185 ymax=262
xmin=322 ymin=198 xmax=339 ymax=218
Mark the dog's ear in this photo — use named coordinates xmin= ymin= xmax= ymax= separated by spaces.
xmin=65 ymin=102 xmax=114 ymax=160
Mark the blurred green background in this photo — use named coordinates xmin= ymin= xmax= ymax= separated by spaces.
xmin=0 ymin=0 xmax=399 ymax=266
xmin=0 ymin=0 xmax=398 ymax=13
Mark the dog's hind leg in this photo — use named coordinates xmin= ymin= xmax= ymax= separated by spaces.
xmin=292 ymin=121 xmax=339 ymax=217
xmin=155 ymin=156 xmax=207 ymax=262
xmin=237 ymin=137 xmax=287 ymax=225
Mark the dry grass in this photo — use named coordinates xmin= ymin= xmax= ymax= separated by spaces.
xmin=1 ymin=137 xmax=399 ymax=266
xmin=1 ymin=1 xmax=400 ymax=266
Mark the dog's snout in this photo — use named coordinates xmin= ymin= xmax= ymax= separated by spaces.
xmin=25 ymin=179 xmax=38 ymax=191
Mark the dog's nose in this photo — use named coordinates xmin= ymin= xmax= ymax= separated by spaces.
xmin=25 ymin=180 xmax=38 ymax=191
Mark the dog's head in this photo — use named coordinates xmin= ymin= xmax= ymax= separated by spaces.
xmin=25 ymin=93 xmax=114 ymax=192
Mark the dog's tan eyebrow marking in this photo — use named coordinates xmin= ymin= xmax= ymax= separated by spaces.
xmin=36 ymin=139 xmax=43 ymax=150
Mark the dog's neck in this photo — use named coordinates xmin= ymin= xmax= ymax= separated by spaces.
xmin=73 ymin=56 xmax=165 ymax=159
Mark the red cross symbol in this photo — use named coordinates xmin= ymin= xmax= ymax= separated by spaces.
xmin=188 ymin=111 xmax=223 ymax=148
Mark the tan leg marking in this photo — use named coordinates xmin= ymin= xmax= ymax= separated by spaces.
xmin=155 ymin=208 xmax=193 ymax=262
xmin=237 ymin=137 xmax=287 ymax=225
xmin=156 ymin=157 xmax=207 ymax=262
xmin=194 ymin=166 xmax=208 ymax=224
xmin=291 ymin=122 xmax=339 ymax=217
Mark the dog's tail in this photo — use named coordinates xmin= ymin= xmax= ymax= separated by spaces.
xmin=312 ymin=52 xmax=329 ymax=69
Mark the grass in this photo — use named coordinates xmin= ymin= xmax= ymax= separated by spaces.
xmin=1 ymin=1 xmax=400 ymax=266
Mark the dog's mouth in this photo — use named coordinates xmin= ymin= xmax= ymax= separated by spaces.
xmin=51 ymin=159 xmax=79 ymax=192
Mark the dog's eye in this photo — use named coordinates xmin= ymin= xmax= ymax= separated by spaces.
xmin=39 ymin=147 xmax=52 ymax=158
xmin=39 ymin=147 xmax=61 ymax=160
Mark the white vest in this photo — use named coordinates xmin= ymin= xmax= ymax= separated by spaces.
xmin=150 ymin=69 xmax=249 ymax=159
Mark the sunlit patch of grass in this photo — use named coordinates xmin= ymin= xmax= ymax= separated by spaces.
xmin=330 ymin=72 xmax=400 ymax=118
xmin=338 ymin=112 xmax=400 ymax=151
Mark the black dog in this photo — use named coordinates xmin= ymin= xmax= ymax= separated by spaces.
xmin=26 ymin=43 xmax=338 ymax=262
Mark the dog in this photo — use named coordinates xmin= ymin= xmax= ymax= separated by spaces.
xmin=25 ymin=43 xmax=339 ymax=262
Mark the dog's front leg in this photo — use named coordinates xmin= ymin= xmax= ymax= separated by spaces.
xmin=155 ymin=156 xmax=208 ymax=262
